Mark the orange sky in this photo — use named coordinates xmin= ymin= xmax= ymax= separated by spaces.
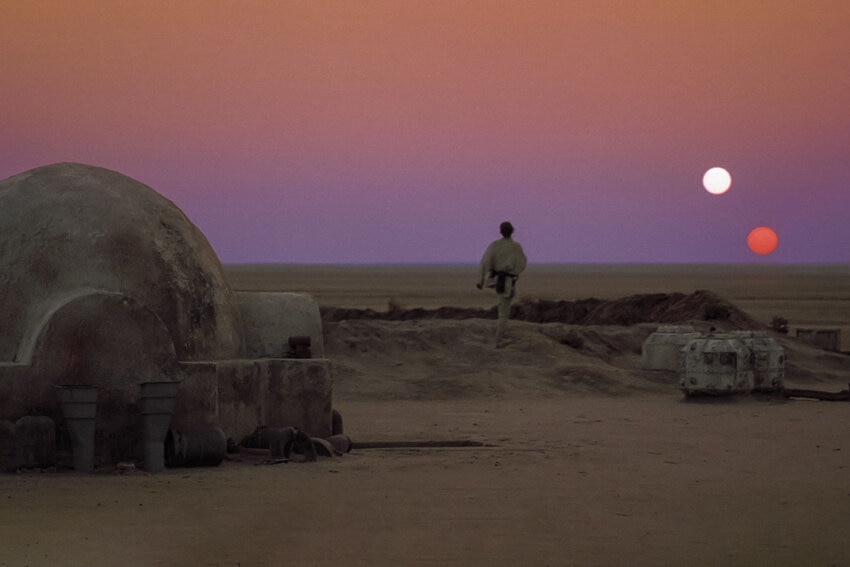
xmin=3 ymin=1 xmax=849 ymax=262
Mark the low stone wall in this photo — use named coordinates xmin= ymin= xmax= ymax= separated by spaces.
xmin=0 ymin=357 xmax=333 ymax=467
xmin=177 ymin=358 xmax=333 ymax=442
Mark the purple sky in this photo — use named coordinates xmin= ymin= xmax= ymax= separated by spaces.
xmin=3 ymin=2 xmax=849 ymax=264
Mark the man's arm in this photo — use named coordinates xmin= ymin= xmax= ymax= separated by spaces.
xmin=477 ymin=243 xmax=494 ymax=287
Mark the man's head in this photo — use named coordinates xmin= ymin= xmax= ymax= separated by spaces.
xmin=499 ymin=221 xmax=514 ymax=238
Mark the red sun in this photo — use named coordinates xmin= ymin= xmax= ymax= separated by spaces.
xmin=747 ymin=226 xmax=778 ymax=255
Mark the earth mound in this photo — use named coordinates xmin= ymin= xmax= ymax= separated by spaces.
xmin=321 ymin=290 xmax=762 ymax=328
xmin=323 ymin=290 xmax=846 ymax=401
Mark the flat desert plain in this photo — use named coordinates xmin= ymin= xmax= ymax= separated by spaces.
xmin=2 ymin=264 xmax=849 ymax=566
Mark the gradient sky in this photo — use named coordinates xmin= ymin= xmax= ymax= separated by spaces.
xmin=3 ymin=1 xmax=849 ymax=264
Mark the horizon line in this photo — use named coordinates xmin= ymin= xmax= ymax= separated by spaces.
xmin=222 ymin=261 xmax=850 ymax=268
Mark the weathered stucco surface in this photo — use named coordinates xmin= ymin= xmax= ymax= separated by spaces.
xmin=0 ymin=163 xmax=332 ymax=466
xmin=236 ymin=292 xmax=325 ymax=358
xmin=177 ymin=359 xmax=333 ymax=440
xmin=0 ymin=162 xmax=244 ymax=365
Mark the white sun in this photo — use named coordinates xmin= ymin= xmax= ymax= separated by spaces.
xmin=702 ymin=167 xmax=732 ymax=195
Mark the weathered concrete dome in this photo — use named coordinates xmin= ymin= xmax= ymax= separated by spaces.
xmin=0 ymin=162 xmax=243 ymax=371
xmin=0 ymin=163 xmax=335 ymax=468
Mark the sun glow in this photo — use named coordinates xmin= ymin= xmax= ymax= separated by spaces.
xmin=747 ymin=226 xmax=778 ymax=255
xmin=702 ymin=167 xmax=732 ymax=195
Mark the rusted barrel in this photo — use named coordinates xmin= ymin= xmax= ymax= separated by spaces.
xmin=165 ymin=427 xmax=226 ymax=468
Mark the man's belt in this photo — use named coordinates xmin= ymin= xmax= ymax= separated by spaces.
xmin=490 ymin=270 xmax=517 ymax=294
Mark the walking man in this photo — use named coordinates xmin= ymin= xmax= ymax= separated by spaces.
xmin=476 ymin=221 xmax=527 ymax=345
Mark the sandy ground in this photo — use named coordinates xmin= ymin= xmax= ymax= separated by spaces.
xmin=2 ymin=265 xmax=849 ymax=566
xmin=2 ymin=397 xmax=848 ymax=566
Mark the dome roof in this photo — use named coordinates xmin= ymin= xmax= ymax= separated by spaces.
xmin=0 ymin=162 xmax=243 ymax=363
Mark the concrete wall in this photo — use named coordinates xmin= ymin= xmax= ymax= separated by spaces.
xmin=0 ymin=356 xmax=333 ymax=466
xmin=177 ymin=358 xmax=333 ymax=442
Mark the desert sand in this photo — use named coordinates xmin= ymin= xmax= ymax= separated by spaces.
xmin=2 ymin=264 xmax=848 ymax=566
